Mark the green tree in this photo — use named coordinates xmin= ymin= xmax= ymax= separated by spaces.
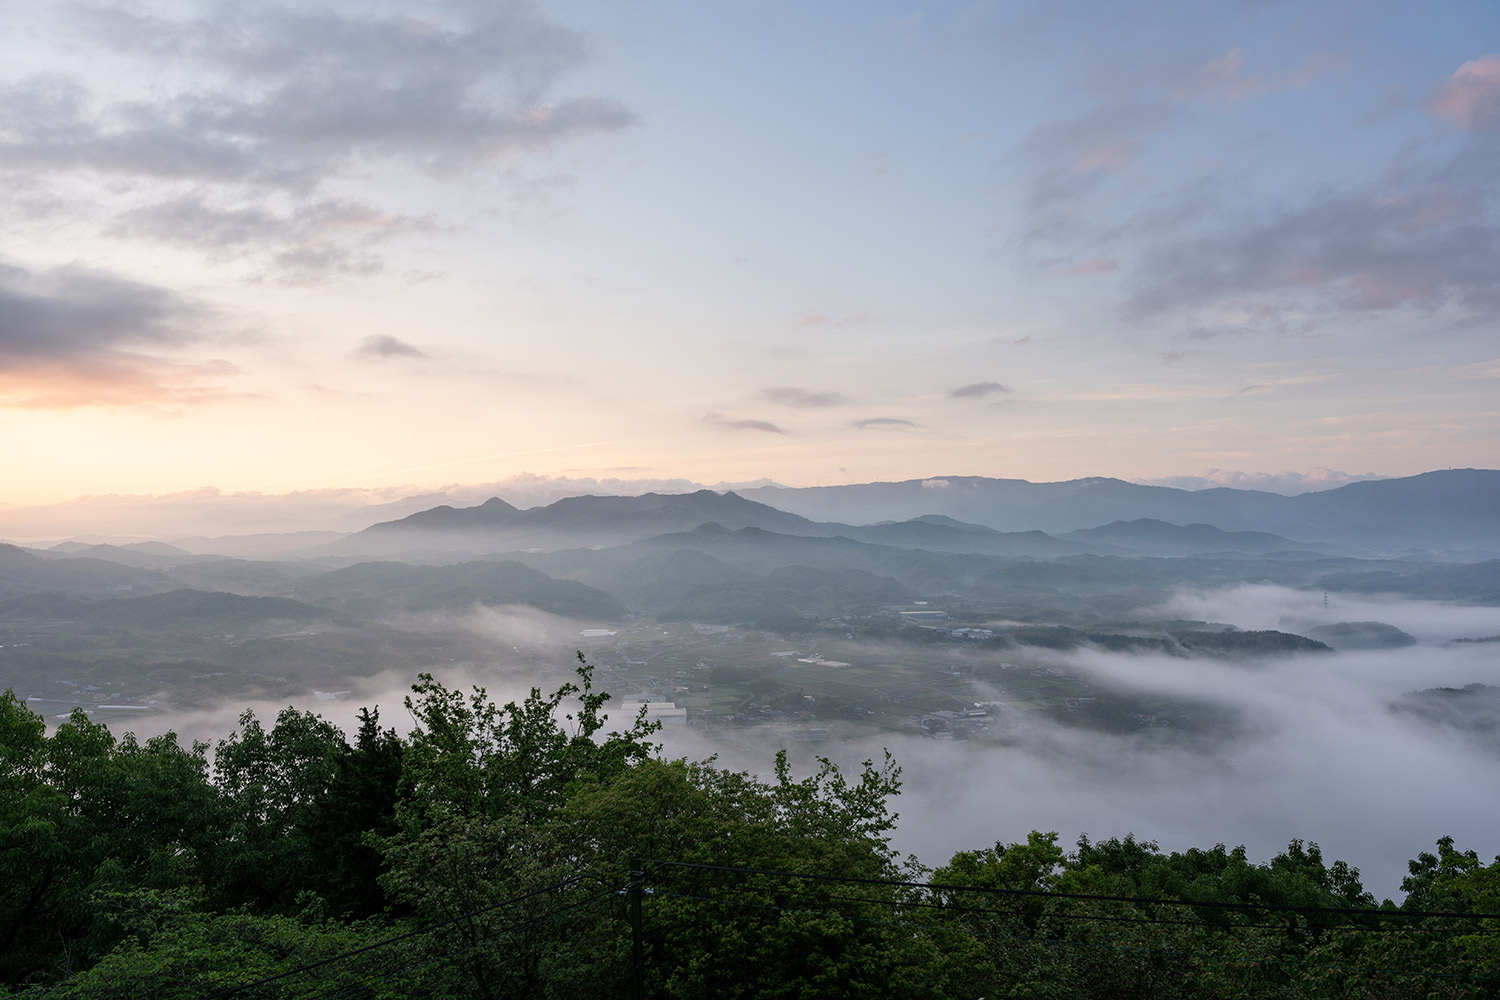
xmin=15 ymin=888 xmax=402 ymax=1000
xmin=556 ymin=751 xmax=959 ymax=999
xmin=208 ymin=705 xmax=350 ymax=912
xmin=371 ymin=656 xmax=658 ymax=1000
xmin=300 ymin=706 xmax=406 ymax=918
xmin=0 ymin=692 xmax=218 ymax=986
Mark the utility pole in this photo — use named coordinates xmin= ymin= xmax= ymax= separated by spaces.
xmin=630 ymin=856 xmax=645 ymax=1000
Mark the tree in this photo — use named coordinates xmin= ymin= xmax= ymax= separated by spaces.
xmin=556 ymin=751 xmax=950 ymax=1000
xmin=371 ymin=656 xmax=659 ymax=999
xmin=208 ymin=705 xmax=350 ymax=912
xmin=0 ymin=692 xmax=218 ymax=986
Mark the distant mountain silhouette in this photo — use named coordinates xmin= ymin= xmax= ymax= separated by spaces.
xmin=0 ymin=588 xmax=336 ymax=628
xmin=332 ymin=490 xmax=826 ymax=556
xmin=1279 ymin=470 xmax=1500 ymax=548
xmin=739 ymin=475 xmax=1275 ymax=535
xmin=39 ymin=541 xmax=201 ymax=569
xmin=0 ymin=544 xmax=172 ymax=599
xmin=738 ymin=469 xmax=1500 ymax=551
xmin=330 ymin=470 xmax=1500 ymax=558
xmin=367 ymin=496 xmax=522 ymax=532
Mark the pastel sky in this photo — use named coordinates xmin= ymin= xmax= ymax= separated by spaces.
xmin=2 ymin=0 xmax=1498 ymax=505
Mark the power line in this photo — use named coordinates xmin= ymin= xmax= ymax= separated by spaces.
xmin=649 ymin=888 xmax=1499 ymax=984
xmin=669 ymin=879 xmax=1495 ymax=934
xmin=305 ymin=885 xmax=624 ymax=1000
xmin=191 ymin=856 xmax=1500 ymax=999
xmin=201 ymin=873 xmax=609 ymax=1000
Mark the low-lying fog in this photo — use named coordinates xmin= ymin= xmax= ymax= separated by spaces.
xmin=110 ymin=585 xmax=1500 ymax=900
xmin=877 ymin=640 xmax=1499 ymax=900
xmin=671 ymin=586 xmax=1500 ymax=898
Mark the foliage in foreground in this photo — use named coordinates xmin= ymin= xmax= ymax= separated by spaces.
xmin=2 ymin=659 xmax=1499 ymax=998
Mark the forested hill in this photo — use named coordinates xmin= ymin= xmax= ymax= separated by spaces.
xmin=4 ymin=668 xmax=1499 ymax=999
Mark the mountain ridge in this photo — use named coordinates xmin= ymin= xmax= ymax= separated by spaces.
xmin=337 ymin=469 xmax=1500 ymax=556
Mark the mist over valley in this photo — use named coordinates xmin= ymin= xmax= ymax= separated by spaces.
xmin=6 ymin=470 xmax=1499 ymax=897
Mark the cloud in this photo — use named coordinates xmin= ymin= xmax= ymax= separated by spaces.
xmin=761 ymin=386 xmax=848 ymax=407
xmin=0 ymin=358 xmax=240 ymax=409
xmin=1014 ymin=44 xmax=1434 ymax=332
xmin=1457 ymin=358 xmax=1500 ymax=379
xmin=1017 ymin=85 xmax=1182 ymax=256
xmin=1019 ymin=45 xmax=1500 ymax=335
xmin=1063 ymin=257 xmax=1119 ymax=275
xmin=703 ymin=413 xmax=789 ymax=435
xmin=0 ymin=259 xmax=234 ymax=408
xmin=1234 ymin=373 xmax=1329 ymax=396
xmin=1171 ymin=49 xmax=1343 ymax=104
xmin=797 ymin=312 xmax=867 ymax=327
xmin=355 ymin=335 xmax=430 ymax=361
xmin=1427 ymin=54 xmax=1500 ymax=130
xmin=852 ymin=417 xmax=916 ymax=430
xmin=1025 ymin=50 xmax=1330 ymax=210
xmin=1124 ymin=183 xmax=1500 ymax=324
xmin=0 ymin=74 xmax=272 ymax=184
xmin=55 ymin=2 xmax=634 ymax=175
xmin=1023 ymin=102 xmax=1170 ymax=213
xmin=1134 ymin=468 xmax=1389 ymax=495
xmin=0 ymin=261 xmax=196 ymax=364
xmin=105 ymin=197 xmax=434 ymax=282
xmin=0 ymin=2 xmax=634 ymax=274
xmin=949 ymin=382 xmax=1009 ymax=399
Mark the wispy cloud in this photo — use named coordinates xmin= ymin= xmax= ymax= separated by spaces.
xmin=1134 ymin=468 xmax=1387 ymax=495
xmin=797 ymin=312 xmax=868 ymax=327
xmin=950 ymin=382 xmax=1009 ymax=399
xmin=1124 ymin=183 xmax=1500 ymax=324
xmin=1427 ymin=54 xmax=1500 ymax=130
xmin=1023 ymin=101 xmax=1170 ymax=215
xmin=105 ymin=197 xmax=435 ymax=282
xmin=0 ymin=259 xmax=232 ymax=408
xmin=355 ymin=335 xmax=430 ymax=361
xmin=1171 ymin=49 xmax=1343 ymax=104
xmin=761 ymin=386 xmax=848 ymax=407
xmin=852 ymin=417 xmax=916 ymax=430
xmin=1235 ymin=374 xmax=1329 ymax=396
xmin=0 ymin=358 xmax=240 ymax=409
xmin=704 ymin=412 xmax=789 ymax=434
xmin=1063 ymin=257 xmax=1119 ymax=276
xmin=1457 ymin=358 xmax=1500 ymax=379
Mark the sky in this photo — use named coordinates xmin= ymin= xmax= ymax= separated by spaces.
xmin=2 ymin=0 xmax=1498 ymax=507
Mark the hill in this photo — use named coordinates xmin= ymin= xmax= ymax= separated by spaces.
xmin=0 ymin=589 xmax=337 ymax=629
xmin=737 ymin=469 xmax=1500 ymax=551
xmin=1060 ymin=519 xmax=1327 ymax=556
xmin=330 ymin=489 xmax=829 ymax=556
